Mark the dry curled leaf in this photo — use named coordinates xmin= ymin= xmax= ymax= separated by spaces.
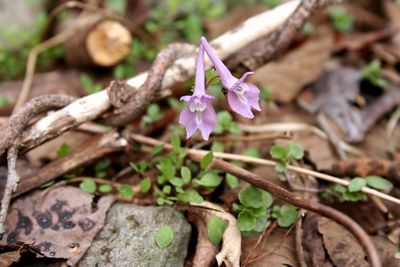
xmin=1 ymin=186 xmax=114 ymax=266
xmin=248 ymin=26 xmax=333 ymax=103
xmin=190 ymin=201 xmax=241 ymax=267
xmin=318 ymin=217 xmax=368 ymax=267
xmin=187 ymin=209 xmax=218 ymax=267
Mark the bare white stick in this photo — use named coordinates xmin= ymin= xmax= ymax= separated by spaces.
xmin=21 ymin=0 xmax=300 ymax=148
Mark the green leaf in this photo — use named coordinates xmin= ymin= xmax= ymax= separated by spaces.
xmin=207 ymin=216 xmax=226 ymax=245
xmin=287 ymin=142 xmax=304 ymax=160
xmin=152 ymin=144 xmax=164 ymax=156
xmin=225 ymin=173 xmax=239 ymax=188
xmin=211 ymin=142 xmax=225 ymax=152
xmin=200 ymin=152 xmax=214 ymax=169
xmin=163 ymin=185 xmax=172 ymax=194
xmin=79 ymin=179 xmax=96 ymax=194
xmin=348 ymin=177 xmax=366 ymax=192
xmin=195 ymin=172 xmax=222 ymax=187
xmin=156 ymin=225 xmax=174 ymax=249
xmin=366 ymin=176 xmax=393 ymax=190
xmin=269 ymin=145 xmax=287 ymax=160
xmin=253 ymin=215 xmax=269 ymax=232
xmin=237 ymin=210 xmax=257 ymax=232
xmin=275 ymin=162 xmax=287 ymax=173
xmin=178 ymin=189 xmax=203 ymax=203
xmin=98 ymin=184 xmax=113 ymax=193
xmin=243 ymin=148 xmax=260 ymax=158
xmin=330 ymin=6 xmax=354 ymax=32
xmin=146 ymin=103 xmax=162 ymax=120
xmin=56 ymin=143 xmax=70 ymax=159
xmin=170 ymin=177 xmax=184 ymax=187
xmin=171 ymin=135 xmax=181 ymax=151
xmin=94 ymin=159 xmax=111 ymax=177
xmin=276 ymin=205 xmax=298 ymax=228
xmin=119 ymin=184 xmax=134 ymax=198
xmin=140 ymin=177 xmax=151 ymax=193
xmin=180 ymin=167 xmax=191 ymax=184
xmin=342 ymin=191 xmax=366 ymax=202
xmin=129 ymin=162 xmax=140 ymax=173
xmin=238 ymin=185 xmax=273 ymax=208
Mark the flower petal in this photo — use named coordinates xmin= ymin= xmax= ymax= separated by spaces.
xmin=227 ymin=91 xmax=254 ymax=119
xmin=230 ymin=71 xmax=254 ymax=91
xmin=201 ymin=37 xmax=237 ymax=89
xmin=194 ymin=44 xmax=206 ymax=95
xmin=242 ymin=83 xmax=261 ymax=111
xmin=199 ymin=104 xmax=217 ymax=140
xmin=179 ymin=105 xmax=198 ymax=138
xmin=180 ymin=95 xmax=192 ymax=102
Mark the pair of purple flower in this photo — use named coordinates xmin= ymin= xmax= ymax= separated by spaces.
xmin=179 ymin=37 xmax=261 ymax=140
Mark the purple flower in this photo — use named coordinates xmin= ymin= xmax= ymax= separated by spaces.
xmin=179 ymin=44 xmax=217 ymax=140
xmin=201 ymin=36 xmax=261 ymax=119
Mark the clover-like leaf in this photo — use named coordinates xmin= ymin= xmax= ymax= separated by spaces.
xmin=156 ymin=225 xmax=174 ymax=249
xmin=238 ymin=185 xmax=273 ymax=208
xmin=79 ymin=179 xmax=96 ymax=194
xmin=207 ymin=216 xmax=226 ymax=245
xmin=276 ymin=204 xmax=298 ymax=228
xmin=348 ymin=177 xmax=366 ymax=192
xmin=119 ymin=184 xmax=134 ymax=198
xmin=237 ymin=210 xmax=257 ymax=232
xmin=366 ymin=176 xmax=393 ymax=190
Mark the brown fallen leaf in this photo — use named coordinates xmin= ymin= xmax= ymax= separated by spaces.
xmin=187 ymin=209 xmax=218 ymax=267
xmin=300 ymin=212 xmax=333 ymax=267
xmin=248 ymin=26 xmax=334 ymax=103
xmin=318 ymin=217 xmax=369 ymax=267
xmin=241 ymin=224 xmax=298 ymax=266
xmin=0 ymin=243 xmax=40 ymax=267
xmin=1 ymin=186 xmax=114 ymax=266
xmin=372 ymin=236 xmax=400 ymax=267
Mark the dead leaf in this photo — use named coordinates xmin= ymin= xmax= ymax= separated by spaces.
xmin=241 ymin=224 xmax=298 ymax=266
xmin=300 ymin=212 xmax=333 ymax=267
xmin=190 ymin=201 xmax=241 ymax=267
xmin=318 ymin=217 xmax=369 ymax=267
xmin=1 ymin=186 xmax=114 ymax=266
xmin=248 ymin=27 xmax=334 ymax=103
xmin=187 ymin=210 xmax=218 ymax=267
xmin=372 ymin=236 xmax=400 ymax=267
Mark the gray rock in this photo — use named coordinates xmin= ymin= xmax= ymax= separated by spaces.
xmin=79 ymin=203 xmax=191 ymax=267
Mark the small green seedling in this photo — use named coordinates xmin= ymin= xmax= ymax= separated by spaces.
xmin=213 ymin=111 xmax=240 ymax=134
xmin=269 ymin=142 xmax=304 ymax=172
xmin=80 ymin=74 xmax=103 ymax=95
xmin=234 ymin=185 xmax=273 ymax=233
xmin=361 ymin=60 xmax=388 ymax=88
xmin=271 ymin=204 xmax=299 ymax=227
xmin=329 ymin=6 xmax=354 ymax=33
xmin=141 ymin=103 xmax=163 ymax=128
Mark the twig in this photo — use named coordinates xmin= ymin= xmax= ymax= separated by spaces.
xmin=317 ymin=113 xmax=347 ymax=160
xmin=0 ymin=95 xmax=76 ymax=157
xmin=11 ymin=131 xmax=127 ymax=198
xmin=210 ymin=132 xmax=293 ymax=142
xmin=103 ymin=43 xmax=196 ymax=126
xmin=243 ymin=221 xmax=276 ymax=266
xmin=0 ymin=143 xmax=19 ymax=235
xmin=227 ymin=0 xmax=319 ymax=69
xmin=13 ymin=30 xmax=76 ymax=112
xmin=239 ymin=122 xmax=365 ymax=156
xmin=130 ymin=134 xmax=381 ymax=267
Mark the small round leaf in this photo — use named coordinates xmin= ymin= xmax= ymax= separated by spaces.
xmin=156 ymin=225 xmax=174 ymax=249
